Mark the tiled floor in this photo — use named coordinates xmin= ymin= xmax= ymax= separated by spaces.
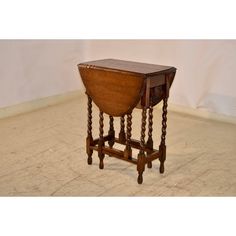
xmin=0 ymin=95 xmax=235 ymax=196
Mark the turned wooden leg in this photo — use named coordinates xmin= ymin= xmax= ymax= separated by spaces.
xmin=119 ymin=115 xmax=126 ymax=143
xmin=98 ymin=110 xmax=105 ymax=169
xmin=108 ymin=115 xmax=115 ymax=148
xmin=86 ymin=95 xmax=93 ymax=165
xmin=124 ymin=113 xmax=132 ymax=159
xmin=146 ymin=105 xmax=153 ymax=168
xmin=137 ymin=107 xmax=147 ymax=184
xmin=159 ymin=97 xmax=168 ymax=174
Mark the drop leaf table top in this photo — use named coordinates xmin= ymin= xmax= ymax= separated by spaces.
xmin=78 ymin=58 xmax=176 ymax=117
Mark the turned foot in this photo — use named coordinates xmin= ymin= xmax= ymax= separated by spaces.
xmin=87 ymin=156 xmax=92 ymax=165
xmin=137 ymin=151 xmax=145 ymax=184
xmin=86 ymin=138 xmax=93 ymax=165
xmin=159 ymin=162 xmax=164 ymax=173
xmin=159 ymin=144 xmax=166 ymax=174
xmin=137 ymin=174 xmax=143 ymax=184
xmin=147 ymin=162 xmax=152 ymax=168
xmin=99 ymin=160 xmax=104 ymax=169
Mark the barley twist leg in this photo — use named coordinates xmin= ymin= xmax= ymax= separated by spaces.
xmin=98 ymin=110 xmax=105 ymax=169
xmin=119 ymin=115 xmax=126 ymax=143
xmin=159 ymin=97 xmax=168 ymax=173
xmin=108 ymin=116 xmax=115 ymax=148
xmin=124 ymin=113 xmax=132 ymax=159
xmin=86 ymin=95 xmax=93 ymax=165
xmin=137 ymin=108 xmax=147 ymax=184
xmin=146 ymin=106 xmax=153 ymax=168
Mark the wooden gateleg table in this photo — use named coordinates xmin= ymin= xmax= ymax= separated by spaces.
xmin=78 ymin=59 xmax=177 ymax=184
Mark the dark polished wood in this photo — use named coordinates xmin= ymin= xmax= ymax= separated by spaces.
xmin=98 ymin=111 xmax=105 ymax=169
xmin=108 ymin=116 xmax=115 ymax=148
xmin=146 ymin=105 xmax=154 ymax=169
xmin=86 ymin=94 xmax=93 ymax=165
xmin=79 ymin=66 xmax=144 ymax=117
xmin=119 ymin=115 xmax=126 ymax=143
xmin=159 ymin=97 xmax=168 ymax=174
xmin=78 ymin=59 xmax=176 ymax=184
xmin=79 ymin=58 xmax=174 ymax=76
xmin=124 ymin=113 xmax=132 ymax=159
xmin=115 ymin=138 xmax=158 ymax=153
xmin=137 ymin=107 xmax=147 ymax=184
xmin=79 ymin=59 xmax=176 ymax=116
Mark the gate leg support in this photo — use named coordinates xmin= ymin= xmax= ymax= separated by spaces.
xmin=119 ymin=115 xmax=126 ymax=143
xmin=146 ymin=105 xmax=153 ymax=168
xmin=108 ymin=115 xmax=115 ymax=148
xmin=124 ymin=113 xmax=132 ymax=159
xmin=137 ymin=107 xmax=147 ymax=184
xmin=98 ymin=111 xmax=105 ymax=169
xmin=86 ymin=94 xmax=93 ymax=165
xmin=159 ymin=97 xmax=168 ymax=173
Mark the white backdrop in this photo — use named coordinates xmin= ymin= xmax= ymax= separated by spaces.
xmin=0 ymin=40 xmax=235 ymax=117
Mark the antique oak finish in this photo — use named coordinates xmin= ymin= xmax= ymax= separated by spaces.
xmin=78 ymin=59 xmax=176 ymax=184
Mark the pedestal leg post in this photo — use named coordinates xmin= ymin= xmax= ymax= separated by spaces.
xmin=146 ymin=105 xmax=153 ymax=168
xmin=159 ymin=97 xmax=168 ymax=173
xmin=108 ymin=116 xmax=115 ymax=148
xmin=137 ymin=107 xmax=147 ymax=184
xmin=124 ymin=113 xmax=132 ymax=159
xmin=86 ymin=94 xmax=93 ymax=165
xmin=119 ymin=115 xmax=126 ymax=143
xmin=98 ymin=110 xmax=105 ymax=169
